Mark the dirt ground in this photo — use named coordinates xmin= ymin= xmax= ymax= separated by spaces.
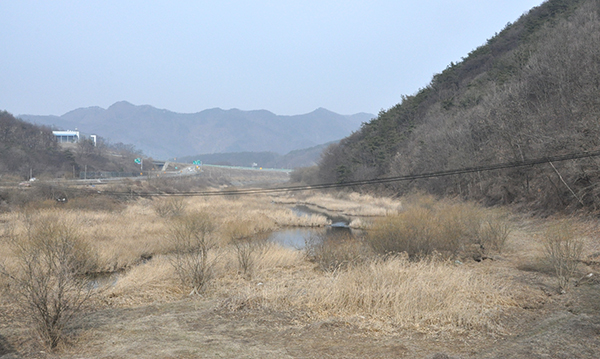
xmin=2 ymin=256 xmax=599 ymax=358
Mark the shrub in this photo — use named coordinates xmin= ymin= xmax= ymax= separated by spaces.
xmin=154 ymin=196 xmax=187 ymax=217
xmin=0 ymin=212 xmax=98 ymax=349
xmin=305 ymin=231 xmax=369 ymax=272
xmin=167 ymin=212 xmax=217 ymax=294
xmin=479 ymin=214 xmax=512 ymax=253
xmin=224 ymin=220 xmax=269 ymax=279
xmin=290 ymin=166 xmax=319 ymax=184
xmin=367 ymin=199 xmax=507 ymax=259
xmin=543 ymin=220 xmax=583 ymax=292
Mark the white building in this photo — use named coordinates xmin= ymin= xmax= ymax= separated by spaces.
xmin=53 ymin=130 xmax=80 ymax=143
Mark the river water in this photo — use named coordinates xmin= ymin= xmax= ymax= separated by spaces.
xmin=268 ymin=205 xmax=365 ymax=249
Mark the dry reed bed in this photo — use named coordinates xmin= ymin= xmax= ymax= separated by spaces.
xmin=99 ymin=243 xmax=306 ymax=307
xmin=100 ymin=244 xmax=525 ymax=335
xmin=213 ymin=254 xmax=522 ymax=335
xmin=273 ymin=191 xmax=403 ymax=217
xmin=0 ymin=194 xmax=327 ymax=273
xmin=0 ymin=192 xmax=561 ymax=339
xmin=186 ymin=195 xmax=328 ymax=228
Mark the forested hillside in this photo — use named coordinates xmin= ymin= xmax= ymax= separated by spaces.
xmin=0 ymin=111 xmax=72 ymax=179
xmin=317 ymin=0 xmax=600 ymax=212
xmin=0 ymin=111 xmax=142 ymax=180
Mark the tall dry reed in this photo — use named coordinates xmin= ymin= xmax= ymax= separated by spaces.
xmin=368 ymin=198 xmax=510 ymax=258
xmin=543 ymin=220 xmax=583 ymax=292
xmin=217 ymin=255 xmax=518 ymax=335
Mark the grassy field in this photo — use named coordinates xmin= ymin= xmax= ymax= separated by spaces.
xmin=1 ymin=177 xmax=599 ymax=358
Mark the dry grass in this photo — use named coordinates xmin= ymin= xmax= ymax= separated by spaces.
xmin=100 ymin=242 xmax=306 ymax=308
xmin=216 ymin=254 xmax=521 ymax=335
xmin=0 ymin=203 xmax=168 ymax=273
xmin=187 ymin=195 xmax=329 ymax=229
xmin=99 ymin=255 xmax=183 ymax=307
xmin=309 ymin=256 xmax=518 ymax=334
xmin=0 ymin=194 xmax=326 ymax=275
xmin=5 ymin=189 xmax=593 ymax=354
xmin=274 ymin=191 xmax=403 ymax=217
xmin=367 ymin=196 xmax=512 ymax=258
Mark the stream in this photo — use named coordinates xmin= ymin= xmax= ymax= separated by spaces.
xmin=90 ymin=204 xmax=367 ymax=288
xmin=268 ymin=205 xmax=365 ymax=249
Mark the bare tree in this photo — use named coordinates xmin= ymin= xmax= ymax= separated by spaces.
xmin=167 ymin=212 xmax=217 ymax=294
xmin=0 ymin=212 xmax=97 ymax=349
xmin=227 ymin=222 xmax=269 ymax=279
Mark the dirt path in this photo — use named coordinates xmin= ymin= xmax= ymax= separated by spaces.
xmin=3 ymin=277 xmax=597 ymax=359
xmin=38 ymin=300 xmax=463 ymax=359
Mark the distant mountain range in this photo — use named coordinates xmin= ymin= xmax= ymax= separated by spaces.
xmin=19 ymin=101 xmax=373 ymax=160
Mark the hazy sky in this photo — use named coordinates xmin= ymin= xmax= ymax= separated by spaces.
xmin=1 ymin=0 xmax=545 ymax=117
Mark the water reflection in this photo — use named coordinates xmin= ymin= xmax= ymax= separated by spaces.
xmin=269 ymin=204 xmax=364 ymax=248
xmin=268 ymin=226 xmax=363 ymax=249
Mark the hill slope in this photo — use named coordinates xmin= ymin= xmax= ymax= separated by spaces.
xmin=317 ymin=0 xmax=600 ymax=212
xmin=20 ymin=103 xmax=372 ymax=160
xmin=0 ymin=111 xmax=146 ymax=181
xmin=0 ymin=111 xmax=71 ymax=179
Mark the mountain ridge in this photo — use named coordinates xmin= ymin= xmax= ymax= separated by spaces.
xmin=20 ymin=102 xmax=373 ymax=160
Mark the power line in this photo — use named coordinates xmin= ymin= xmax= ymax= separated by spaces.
xmin=100 ymin=150 xmax=600 ymax=197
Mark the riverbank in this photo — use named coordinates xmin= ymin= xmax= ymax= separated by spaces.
xmin=1 ymin=191 xmax=599 ymax=358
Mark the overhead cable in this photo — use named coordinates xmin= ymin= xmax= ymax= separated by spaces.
xmin=99 ymin=149 xmax=600 ymax=197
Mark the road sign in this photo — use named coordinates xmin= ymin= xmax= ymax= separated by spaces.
xmin=192 ymin=160 xmax=202 ymax=165
xmin=134 ymin=158 xmax=141 ymax=164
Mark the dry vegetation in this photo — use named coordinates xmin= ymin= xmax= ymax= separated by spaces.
xmin=0 ymin=187 xmax=599 ymax=358
xmin=368 ymin=194 xmax=512 ymax=259
xmin=274 ymin=191 xmax=403 ymax=217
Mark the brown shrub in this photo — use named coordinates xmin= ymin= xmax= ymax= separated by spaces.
xmin=167 ymin=212 xmax=218 ymax=294
xmin=543 ymin=220 xmax=583 ymax=292
xmin=153 ymin=196 xmax=187 ymax=217
xmin=367 ymin=198 xmax=509 ymax=259
xmin=0 ymin=212 xmax=98 ymax=349
xmin=305 ymin=231 xmax=370 ymax=272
